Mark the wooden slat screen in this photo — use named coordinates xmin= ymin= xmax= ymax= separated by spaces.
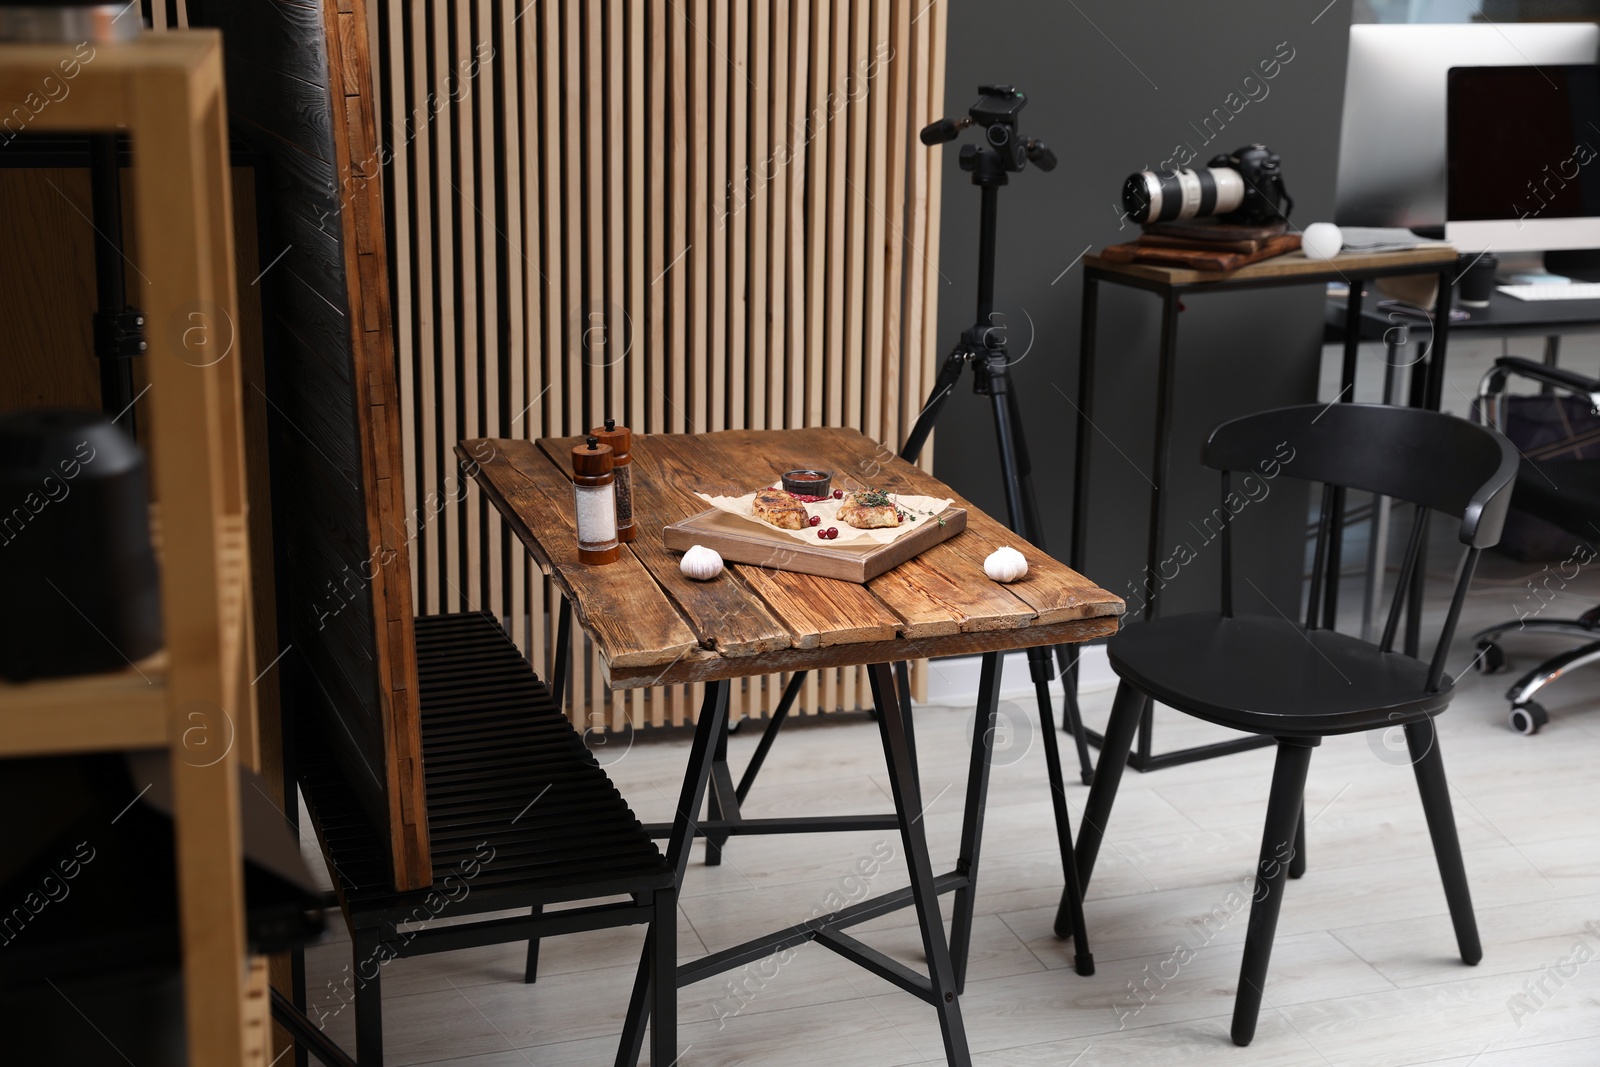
xmin=370 ymin=0 xmax=948 ymax=730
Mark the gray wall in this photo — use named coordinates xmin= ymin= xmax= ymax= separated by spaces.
xmin=929 ymin=1 xmax=1354 ymax=617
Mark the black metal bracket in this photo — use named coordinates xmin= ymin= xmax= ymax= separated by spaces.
xmin=93 ymin=305 xmax=147 ymax=361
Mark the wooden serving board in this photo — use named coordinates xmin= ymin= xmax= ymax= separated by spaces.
xmin=663 ymin=505 xmax=968 ymax=583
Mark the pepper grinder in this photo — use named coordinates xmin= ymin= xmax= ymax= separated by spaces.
xmin=571 ymin=436 xmax=620 ymax=565
xmin=589 ymin=418 xmax=636 ymax=543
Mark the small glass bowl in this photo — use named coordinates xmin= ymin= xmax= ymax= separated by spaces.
xmin=780 ymin=468 xmax=833 ymax=497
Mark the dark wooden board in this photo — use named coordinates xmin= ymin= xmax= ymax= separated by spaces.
xmin=193 ymin=0 xmax=431 ymax=891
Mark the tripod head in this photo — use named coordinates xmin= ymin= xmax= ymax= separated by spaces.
xmin=921 ymin=85 xmax=1056 ymax=180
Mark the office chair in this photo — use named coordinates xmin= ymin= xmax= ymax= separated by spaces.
xmin=1472 ymin=355 xmax=1600 ymax=734
xmin=1060 ymin=402 xmax=1516 ymax=1046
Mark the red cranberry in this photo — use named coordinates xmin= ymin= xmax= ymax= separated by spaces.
xmin=826 ymin=527 xmax=839 ymax=539
xmin=832 ymin=489 xmax=844 ymax=499
xmin=808 ymin=514 xmax=821 ymax=527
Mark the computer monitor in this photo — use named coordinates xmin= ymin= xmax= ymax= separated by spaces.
xmin=1446 ymin=64 xmax=1600 ymax=253
xmin=1334 ymin=23 xmax=1599 ymax=230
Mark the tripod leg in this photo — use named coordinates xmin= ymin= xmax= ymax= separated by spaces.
xmin=984 ymin=353 xmax=1097 ymax=788
xmin=900 ymin=346 xmax=969 ymax=464
xmin=1055 ymin=645 xmax=1095 ymax=786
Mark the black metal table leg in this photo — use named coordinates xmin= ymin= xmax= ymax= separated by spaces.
xmin=949 ymin=652 xmax=1002 ymax=993
xmin=868 ymin=662 xmax=972 ymax=1066
xmin=706 ymin=710 xmax=735 ymax=866
xmin=735 ymin=671 xmax=805 ymax=802
xmin=551 ymin=596 xmax=572 ymax=710
xmin=618 ymin=681 xmax=728 ymax=1064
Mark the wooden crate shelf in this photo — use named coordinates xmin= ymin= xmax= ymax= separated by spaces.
xmin=0 ymin=30 xmax=263 ymax=1066
xmin=0 ymin=655 xmax=169 ymax=756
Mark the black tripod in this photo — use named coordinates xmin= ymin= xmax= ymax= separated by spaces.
xmin=900 ymin=86 xmax=1094 ymax=972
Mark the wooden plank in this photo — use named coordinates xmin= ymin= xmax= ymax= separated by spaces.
xmin=0 ymin=657 xmax=168 ymax=754
xmin=648 ymin=0 xmax=667 ymax=435
xmin=766 ymin=0 xmax=790 ymax=433
xmin=670 ymin=0 xmax=689 ymax=433
xmin=748 ymin=0 xmax=769 ymax=432
xmin=864 ymin=0 xmax=891 ymax=444
xmin=842 ymin=0 xmax=868 ymax=432
xmin=607 ymin=0 xmax=626 ymax=426
xmin=126 ymin=33 xmax=250 ymax=1064
xmin=463 ymin=440 xmax=701 ymax=669
xmin=710 ymin=0 xmax=729 ymax=433
xmin=607 ymin=614 xmax=1119 ymax=689
xmin=728 ymin=0 xmax=749 ymax=431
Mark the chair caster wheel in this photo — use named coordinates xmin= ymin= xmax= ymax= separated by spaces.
xmin=1474 ymin=641 xmax=1504 ymax=674
xmin=1509 ymin=702 xmax=1548 ymax=736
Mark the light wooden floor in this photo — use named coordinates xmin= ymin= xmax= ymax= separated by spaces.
xmin=300 ymin=338 xmax=1600 ymax=1066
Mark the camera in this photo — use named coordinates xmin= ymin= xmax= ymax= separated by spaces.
xmin=1121 ymin=143 xmax=1292 ymax=226
xmin=921 ymin=84 xmax=1056 ymax=174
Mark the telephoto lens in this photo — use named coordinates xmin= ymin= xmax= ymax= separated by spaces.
xmin=1122 ymin=166 xmax=1246 ymax=225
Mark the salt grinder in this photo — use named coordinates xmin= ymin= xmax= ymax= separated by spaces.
xmin=589 ymin=418 xmax=636 ymax=543
xmin=571 ymin=436 xmax=620 ymax=565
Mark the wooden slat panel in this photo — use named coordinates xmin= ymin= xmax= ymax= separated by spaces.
xmin=376 ymin=1 xmax=947 ymax=729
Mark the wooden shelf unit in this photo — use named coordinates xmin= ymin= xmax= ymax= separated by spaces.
xmin=0 ymin=31 xmax=264 ymax=1065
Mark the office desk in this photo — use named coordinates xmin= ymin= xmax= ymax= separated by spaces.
xmin=1326 ymin=284 xmax=1600 ymax=362
xmin=463 ymin=427 xmax=1123 ymax=1067
xmin=1072 ymin=246 xmax=1459 ymax=773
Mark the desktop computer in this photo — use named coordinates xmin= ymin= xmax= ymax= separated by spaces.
xmin=1335 ymin=23 xmax=1599 ymax=231
xmin=1446 ymin=64 xmax=1600 ymax=255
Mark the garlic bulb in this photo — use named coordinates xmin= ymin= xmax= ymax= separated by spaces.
xmin=680 ymin=544 xmax=724 ymax=581
xmin=984 ymin=546 xmax=1028 ymax=583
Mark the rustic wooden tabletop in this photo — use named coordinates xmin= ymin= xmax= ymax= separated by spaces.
xmin=461 ymin=427 xmax=1122 ymax=689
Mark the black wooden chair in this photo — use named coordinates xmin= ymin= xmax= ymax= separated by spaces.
xmin=1056 ymin=402 xmax=1517 ymax=1046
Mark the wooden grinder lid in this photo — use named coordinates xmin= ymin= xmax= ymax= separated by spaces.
xmin=590 ymin=418 xmax=631 ymax=462
xmin=571 ymin=436 xmax=613 ymax=481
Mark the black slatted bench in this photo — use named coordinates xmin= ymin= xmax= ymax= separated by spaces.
xmin=298 ymin=613 xmax=674 ymax=1065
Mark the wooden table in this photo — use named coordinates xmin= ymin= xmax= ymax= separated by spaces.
xmin=462 ymin=427 xmax=1122 ymax=1066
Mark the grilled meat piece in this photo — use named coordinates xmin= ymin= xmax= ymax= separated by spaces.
xmin=753 ymin=486 xmax=808 ymax=530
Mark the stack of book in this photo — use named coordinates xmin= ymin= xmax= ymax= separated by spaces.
xmin=1099 ymin=218 xmax=1301 ymax=272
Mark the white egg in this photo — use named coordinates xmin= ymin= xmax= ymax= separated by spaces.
xmin=1301 ymin=222 xmax=1343 ymax=261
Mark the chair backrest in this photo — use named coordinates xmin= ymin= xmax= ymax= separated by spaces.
xmin=1203 ymin=403 xmax=1519 ymax=691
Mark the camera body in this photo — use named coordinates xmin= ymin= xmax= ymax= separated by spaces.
xmin=1122 ymin=143 xmax=1293 ymax=226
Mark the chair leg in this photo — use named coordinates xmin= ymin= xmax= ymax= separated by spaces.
xmin=523 ymin=905 xmax=542 ymax=983
xmin=615 ymin=940 xmax=651 ymax=1067
xmin=1406 ymin=718 xmax=1482 ymax=966
xmin=650 ymin=886 xmax=678 ymax=1067
xmin=1232 ymin=739 xmax=1315 ymax=1047
xmin=1055 ymin=681 xmax=1143 ymax=938
xmin=1290 ymin=800 xmax=1307 ymax=880
xmin=352 ymin=928 xmax=383 ymax=1065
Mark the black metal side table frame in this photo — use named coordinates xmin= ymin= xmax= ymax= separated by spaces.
xmin=1069 ymin=253 xmax=1458 ymax=773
